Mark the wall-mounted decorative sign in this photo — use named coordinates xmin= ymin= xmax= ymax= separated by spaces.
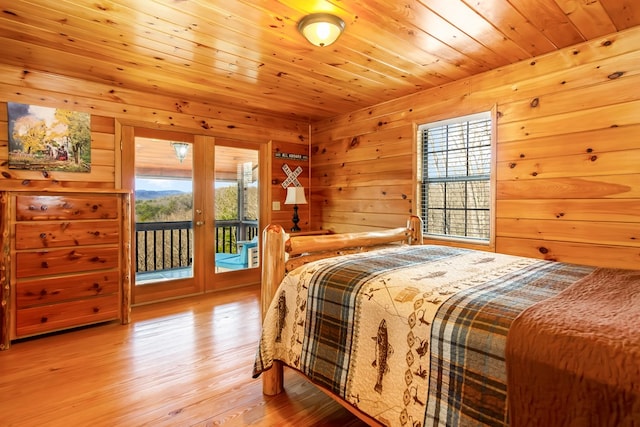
xmin=275 ymin=152 xmax=308 ymax=161
xmin=7 ymin=102 xmax=91 ymax=172
xmin=281 ymin=164 xmax=302 ymax=188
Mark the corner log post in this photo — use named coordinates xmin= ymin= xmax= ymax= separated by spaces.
xmin=0 ymin=192 xmax=10 ymax=350
xmin=259 ymin=215 xmax=423 ymax=396
xmin=120 ymin=191 xmax=132 ymax=325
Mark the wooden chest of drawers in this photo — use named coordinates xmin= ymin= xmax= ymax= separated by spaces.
xmin=0 ymin=191 xmax=131 ymax=349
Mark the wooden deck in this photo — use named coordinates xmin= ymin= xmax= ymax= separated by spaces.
xmin=0 ymin=285 xmax=366 ymax=426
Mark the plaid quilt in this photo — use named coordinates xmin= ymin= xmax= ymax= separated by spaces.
xmin=253 ymin=245 xmax=596 ymax=426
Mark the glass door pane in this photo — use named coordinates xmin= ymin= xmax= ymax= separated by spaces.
xmin=134 ymin=137 xmax=194 ymax=285
xmin=214 ymin=146 xmax=259 ymax=273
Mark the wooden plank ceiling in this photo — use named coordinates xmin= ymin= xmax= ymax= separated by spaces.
xmin=0 ymin=0 xmax=639 ymax=122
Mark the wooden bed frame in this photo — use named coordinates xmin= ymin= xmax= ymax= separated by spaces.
xmin=258 ymin=216 xmax=640 ymax=426
xmin=259 ymin=216 xmax=424 ymax=424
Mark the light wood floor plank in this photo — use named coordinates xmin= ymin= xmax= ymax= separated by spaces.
xmin=0 ymin=285 xmax=367 ymax=426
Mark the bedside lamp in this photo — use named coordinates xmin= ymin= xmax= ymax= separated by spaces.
xmin=284 ymin=186 xmax=307 ymax=232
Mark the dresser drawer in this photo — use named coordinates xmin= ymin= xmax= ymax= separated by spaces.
xmin=15 ymin=246 xmax=119 ymax=278
xmin=15 ymin=220 xmax=120 ymax=250
xmin=16 ymin=271 xmax=120 ymax=309
xmin=15 ymin=295 xmax=120 ymax=338
xmin=15 ymin=195 xmax=118 ymax=221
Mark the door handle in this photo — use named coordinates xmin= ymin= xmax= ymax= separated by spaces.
xmin=195 ymin=221 xmax=204 ymax=226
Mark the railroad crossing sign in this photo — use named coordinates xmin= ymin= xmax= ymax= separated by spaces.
xmin=281 ymin=164 xmax=302 ymax=188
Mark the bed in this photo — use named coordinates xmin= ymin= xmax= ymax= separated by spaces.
xmin=252 ymin=216 xmax=640 ymax=426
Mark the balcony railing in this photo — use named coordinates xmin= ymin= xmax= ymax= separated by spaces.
xmin=135 ymin=220 xmax=258 ymax=274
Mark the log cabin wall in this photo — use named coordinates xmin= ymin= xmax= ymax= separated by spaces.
xmin=0 ymin=67 xmax=309 ymax=214
xmin=0 ymin=67 xmax=310 ymax=327
xmin=310 ymin=26 xmax=640 ymax=270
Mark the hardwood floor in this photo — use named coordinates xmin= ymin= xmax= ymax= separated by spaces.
xmin=0 ymin=285 xmax=368 ymax=426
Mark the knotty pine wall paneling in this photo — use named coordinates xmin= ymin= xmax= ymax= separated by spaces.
xmin=0 ymin=66 xmax=309 ymax=305
xmin=311 ymin=125 xmax=415 ymax=233
xmin=311 ymin=26 xmax=640 ymax=270
xmin=0 ymin=68 xmax=309 ymax=194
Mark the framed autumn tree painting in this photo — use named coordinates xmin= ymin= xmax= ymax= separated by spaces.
xmin=7 ymin=102 xmax=91 ymax=172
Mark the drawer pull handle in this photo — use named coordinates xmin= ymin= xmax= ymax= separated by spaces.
xmin=40 ymin=205 xmax=48 ymax=211
xmin=40 ymin=316 xmax=48 ymax=323
xmin=40 ymin=289 xmax=48 ymax=297
xmin=41 ymin=261 xmax=49 ymax=268
xmin=40 ymin=233 xmax=47 ymax=239
xmin=93 ymin=307 xmax=100 ymax=313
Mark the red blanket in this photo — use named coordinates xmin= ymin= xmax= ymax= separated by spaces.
xmin=506 ymin=268 xmax=640 ymax=426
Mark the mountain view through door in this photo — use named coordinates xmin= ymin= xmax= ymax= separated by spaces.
xmin=132 ymin=137 xmax=260 ymax=297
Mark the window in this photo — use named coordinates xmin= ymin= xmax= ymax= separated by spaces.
xmin=418 ymin=112 xmax=492 ymax=241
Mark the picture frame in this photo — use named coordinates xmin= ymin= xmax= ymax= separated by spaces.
xmin=7 ymin=102 xmax=91 ymax=172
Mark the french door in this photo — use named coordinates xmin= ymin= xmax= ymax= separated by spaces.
xmin=210 ymin=143 xmax=262 ymax=291
xmin=121 ymin=126 xmax=265 ymax=304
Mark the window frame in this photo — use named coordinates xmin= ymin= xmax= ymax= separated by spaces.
xmin=416 ymin=108 xmax=497 ymax=249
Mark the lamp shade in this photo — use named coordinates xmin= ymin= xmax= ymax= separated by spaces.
xmin=284 ymin=186 xmax=307 ymax=205
xmin=298 ymin=13 xmax=345 ymax=47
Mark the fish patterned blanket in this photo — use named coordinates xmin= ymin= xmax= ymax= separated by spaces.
xmin=253 ymin=245 xmax=596 ymax=426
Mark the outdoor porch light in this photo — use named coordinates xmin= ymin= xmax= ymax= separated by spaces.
xmin=284 ymin=186 xmax=307 ymax=232
xmin=297 ymin=13 xmax=345 ymax=47
xmin=171 ymin=142 xmax=189 ymax=163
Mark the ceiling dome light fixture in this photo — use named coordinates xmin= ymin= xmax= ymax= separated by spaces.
xmin=298 ymin=13 xmax=345 ymax=47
